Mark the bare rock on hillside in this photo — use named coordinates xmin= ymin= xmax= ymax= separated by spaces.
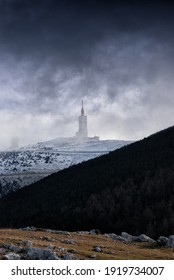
xmin=3 ymin=244 xmax=22 ymax=253
xmin=0 ymin=248 xmax=6 ymax=254
xmin=138 ymin=234 xmax=155 ymax=243
xmin=106 ymin=233 xmax=118 ymax=239
xmin=93 ymin=245 xmax=102 ymax=252
xmin=21 ymin=226 xmax=36 ymax=231
xmin=54 ymin=230 xmax=71 ymax=236
xmin=157 ymin=236 xmax=169 ymax=246
xmin=78 ymin=231 xmax=90 ymax=234
xmin=55 ymin=247 xmax=67 ymax=253
xmin=121 ymin=232 xmax=133 ymax=242
xmin=89 ymin=254 xmax=96 ymax=259
xmin=113 ymin=236 xmax=128 ymax=243
xmin=61 ymin=253 xmax=78 ymax=260
xmin=20 ymin=240 xmax=33 ymax=248
xmin=166 ymin=235 xmax=174 ymax=247
xmin=62 ymin=239 xmax=75 ymax=245
xmin=27 ymin=247 xmax=59 ymax=260
xmin=90 ymin=229 xmax=100 ymax=235
xmin=4 ymin=253 xmax=21 ymax=260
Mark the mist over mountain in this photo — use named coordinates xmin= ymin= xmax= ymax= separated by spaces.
xmin=0 ymin=126 xmax=174 ymax=238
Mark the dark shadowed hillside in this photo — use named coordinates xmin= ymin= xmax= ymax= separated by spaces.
xmin=0 ymin=126 xmax=174 ymax=238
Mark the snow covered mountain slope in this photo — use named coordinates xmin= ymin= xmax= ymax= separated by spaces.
xmin=0 ymin=138 xmax=132 ymax=198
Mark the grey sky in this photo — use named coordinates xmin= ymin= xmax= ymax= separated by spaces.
xmin=0 ymin=0 xmax=174 ymax=149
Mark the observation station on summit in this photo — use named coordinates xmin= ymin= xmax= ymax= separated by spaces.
xmin=75 ymin=101 xmax=99 ymax=141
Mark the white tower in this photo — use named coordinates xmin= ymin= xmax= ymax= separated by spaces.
xmin=76 ymin=101 xmax=88 ymax=139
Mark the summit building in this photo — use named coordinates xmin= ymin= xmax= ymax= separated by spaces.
xmin=76 ymin=101 xmax=88 ymax=139
xmin=75 ymin=101 xmax=99 ymax=141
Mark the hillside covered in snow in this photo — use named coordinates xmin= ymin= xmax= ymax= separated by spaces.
xmin=0 ymin=138 xmax=131 ymax=198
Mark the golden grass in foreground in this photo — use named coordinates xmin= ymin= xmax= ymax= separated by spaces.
xmin=0 ymin=229 xmax=173 ymax=260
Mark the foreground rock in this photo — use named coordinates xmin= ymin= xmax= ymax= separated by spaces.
xmin=27 ymin=248 xmax=59 ymax=260
xmin=166 ymin=235 xmax=174 ymax=248
xmin=108 ymin=232 xmax=156 ymax=244
xmin=157 ymin=236 xmax=169 ymax=246
xmin=94 ymin=246 xmax=102 ymax=253
xmin=138 ymin=234 xmax=155 ymax=243
xmin=4 ymin=253 xmax=21 ymax=260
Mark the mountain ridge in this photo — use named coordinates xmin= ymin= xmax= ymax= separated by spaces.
xmin=0 ymin=126 xmax=174 ymax=238
xmin=0 ymin=139 xmax=131 ymax=198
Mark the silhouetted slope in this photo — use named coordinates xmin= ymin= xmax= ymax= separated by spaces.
xmin=0 ymin=126 xmax=174 ymax=238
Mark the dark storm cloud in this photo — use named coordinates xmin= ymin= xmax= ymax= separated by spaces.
xmin=1 ymin=0 xmax=174 ymax=62
xmin=0 ymin=0 xmax=173 ymax=103
xmin=0 ymin=0 xmax=106 ymax=63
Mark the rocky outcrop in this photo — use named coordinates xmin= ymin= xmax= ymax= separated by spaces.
xmin=121 ymin=232 xmax=133 ymax=242
xmin=4 ymin=253 xmax=21 ymax=260
xmin=61 ymin=254 xmax=77 ymax=260
xmin=62 ymin=239 xmax=75 ymax=245
xmin=156 ymin=235 xmax=174 ymax=248
xmin=46 ymin=229 xmax=71 ymax=235
xmin=108 ymin=232 xmax=156 ymax=243
xmin=90 ymin=229 xmax=101 ymax=235
xmin=26 ymin=248 xmax=59 ymax=260
xmin=93 ymin=245 xmax=102 ymax=253
xmin=166 ymin=235 xmax=174 ymax=248
xmin=138 ymin=234 xmax=155 ymax=243
xmin=157 ymin=236 xmax=169 ymax=246
xmin=21 ymin=226 xmax=36 ymax=231
xmin=3 ymin=244 xmax=23 ymax=253
xmin=20 ymin=240 xmax=33 ymax=248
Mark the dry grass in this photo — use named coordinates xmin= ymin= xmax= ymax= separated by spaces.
xmin=0 ymin=228 xmax=174 ymax=260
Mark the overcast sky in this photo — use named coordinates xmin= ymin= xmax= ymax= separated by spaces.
xmin=0 ymin=0 xmax=174 ymax=149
